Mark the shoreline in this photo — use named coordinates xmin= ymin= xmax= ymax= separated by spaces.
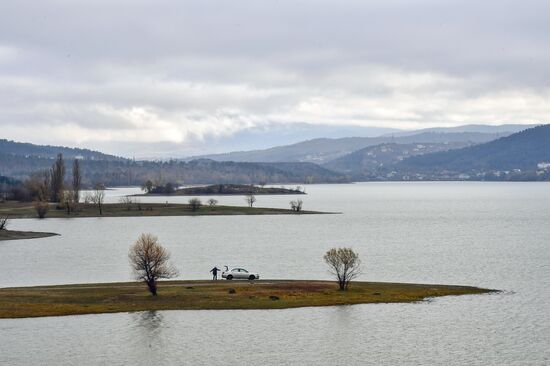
xmin=0 ymin=280 xmax=496 ymax=319
xmin=0 ymin=202 xmax=332 ymax=219
xmin=132 ymin=192 xmax=307 ymax=196
xmin=0 ymin=230 xmax=59 ymax=241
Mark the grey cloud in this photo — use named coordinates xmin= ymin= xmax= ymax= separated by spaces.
xmin=0 ymin=0 xmax=549 ymax=156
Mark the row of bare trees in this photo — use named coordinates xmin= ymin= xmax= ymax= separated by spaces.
xmin=22 ymin=154 xmax=107 ymax=218
xmin=128 ymin=232 xmax=361 ymax=296
xmin=26 ymin=154 xmax=82 ymax=204
xmin=21 ymin=154 xmax=84 ymax=218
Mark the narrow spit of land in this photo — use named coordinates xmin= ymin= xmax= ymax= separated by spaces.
xmin=0 ymin=230 xmax=58 ymax=241
xmin=0 ymin=202 xmax=330 ymax=219
xmin=0 ymin=280 xmax=495 ymax=318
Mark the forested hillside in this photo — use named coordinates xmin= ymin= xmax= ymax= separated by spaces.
xmin=397 ymin=125 xmax=550 ymax=174
xmin=0 ymin=154 xmax=347 ymax=186
xmin=323 ymin=142 xmax=473 ymax=179
xmin=0 ymin=139 xmax=123 ymax=161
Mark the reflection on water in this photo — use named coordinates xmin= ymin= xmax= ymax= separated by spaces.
xmin=1 ymin=183 xmax=550 ymax=365
xmin=133 ymin=310 xmax=164 ymax=331
xmin=128 ymin=311 xmax=166 ymax=364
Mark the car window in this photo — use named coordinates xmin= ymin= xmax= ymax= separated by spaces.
xmin=241 ymin=269 xmax=248 ymax=273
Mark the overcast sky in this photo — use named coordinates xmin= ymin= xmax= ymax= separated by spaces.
xmin=1 ymin=0 xmax=549 ymax=157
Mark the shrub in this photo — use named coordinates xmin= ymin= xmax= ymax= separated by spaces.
xmin=188 ymin=198 xmax=202 ymax=211
xmin=290 ymin=199 xmax=303 ymax=212
xmin=0 ymin=216 xmax=8 ymax=230
xmin=33 ymin=201 xmax=50 ymax=219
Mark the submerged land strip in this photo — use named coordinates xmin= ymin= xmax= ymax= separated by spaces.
xmin=0 ymin=230 xmax=58 ymax=241
xmin=0 ymin=202 xmax=330 ymax=219
xmin=0 ymin=280 xmax=495 ymax=319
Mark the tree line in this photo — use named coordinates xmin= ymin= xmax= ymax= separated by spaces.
xmin=2 ymin=154 xmax=106 ymax=218
xmin=1 ymin=153 xmax=348 ymax=187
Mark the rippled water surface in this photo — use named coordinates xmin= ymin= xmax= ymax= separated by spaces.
xmin=1 ymin=182 xmax=549 ymax=365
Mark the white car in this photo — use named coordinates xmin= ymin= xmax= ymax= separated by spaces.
xmin=222 ymin=267 xmax=260 ymax=280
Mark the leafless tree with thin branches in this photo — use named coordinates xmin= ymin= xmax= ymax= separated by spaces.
xmin=0 ymin=216 xmax=8 ymax=230
xmin=324 ymin=247 xmax=362 ymax=290
xmin=90 ymin=184 xmax=106 ymax=215
xmin=188 ymin=197 xmax=202 ymax=211
xmin=72 ymin=159 xmax=82 ymax=202
xmin=128 ymin=233 xmax=179 ymax=296
xmin=245 ymin=194 xmax=256 ymax=208
xmin=33 ymin=201 xmax=50 ymax=219
xmin=50 ymin=153 xmax=65 ymax=203
xmin=290 ymin=199 xmax=303 ymax=212
xmin=119 ymin=196 xmax=134 ymax=210
xmin=62 ymin=189 xmax=77 ymax=214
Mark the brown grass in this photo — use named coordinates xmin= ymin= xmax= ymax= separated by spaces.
xmin=0 ymin=280 xmax=496 ymax=318
xmin=0 ymin=201 xmax=329 ymax=219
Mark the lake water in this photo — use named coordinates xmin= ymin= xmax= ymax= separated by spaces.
xmin=1 ymin=182 xmax=549 ymax=365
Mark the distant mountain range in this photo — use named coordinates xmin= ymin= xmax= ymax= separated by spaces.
xmin=395 ymin=125 xmax=550 ymax=180
xmin=189 ymin=125 xmax=533 ymax=164
xmin=384 ymin=124 xmax=535 ymax=137
xmin=0 ymin=139 xmax=124 ymax=161
xmin=323 ymin=141 xmax=475 ymax=179
xmin=1 ymin=123 xmax=548 ymax=184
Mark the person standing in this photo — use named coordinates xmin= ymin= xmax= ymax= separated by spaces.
xmin=210 ymin=266 xmax=221 ymax=280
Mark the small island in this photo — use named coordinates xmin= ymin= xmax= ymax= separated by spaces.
xmin=0 ymin=230 xmax=58 ymax=241
xmin=0 ymin=280 xmax=495 ymax=318
xmin=138 ymin=183 xmax=306 ymax=196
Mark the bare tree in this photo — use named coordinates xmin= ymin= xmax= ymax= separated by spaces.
xmin=0 ymin=216 xmax=8 ymax=230
xmin=290 ymin=199 xmax=303 ymax=212
xmin=245 ymin=194 xmax=256 ymax=208
xmin=188 ymin=197 xmax=202 ymax=211
xmin=62 ymin=189 xmax=76 ymax=214
xmin=83 ymin=192 xmax=92 ymax=204
xmin=128 ymin=233 xmax=178 ymax=296
xmin=72 ymin=159 xmax=82 ymax=202
xmin=207 ymin=198 xmax=218 ymax=207
xmin=90 ymin=184 xmax=106 ymax=215
xmin=25 ymin=170 xmax=51 ymax=202
xmin=33 ymin=201 xmax=50 ymax=219
xmin=119 ymin=196 xmax=134 ymax=210
xmin=324 ymin=247 xmax=361 ymax=290
xmin=50 ymin=153 xmax=65 ymax=203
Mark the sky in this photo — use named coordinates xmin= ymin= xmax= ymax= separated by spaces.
xmin=0 ymin=0 xmax=549 ymax=157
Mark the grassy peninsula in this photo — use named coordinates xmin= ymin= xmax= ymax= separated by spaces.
xmin=0 ymin=230 xmax=58 ymax=241
xmin=0 ymin=280 xmax=495 ymax=319
xmin=0 ymin=201 xmax=327 ymax=219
